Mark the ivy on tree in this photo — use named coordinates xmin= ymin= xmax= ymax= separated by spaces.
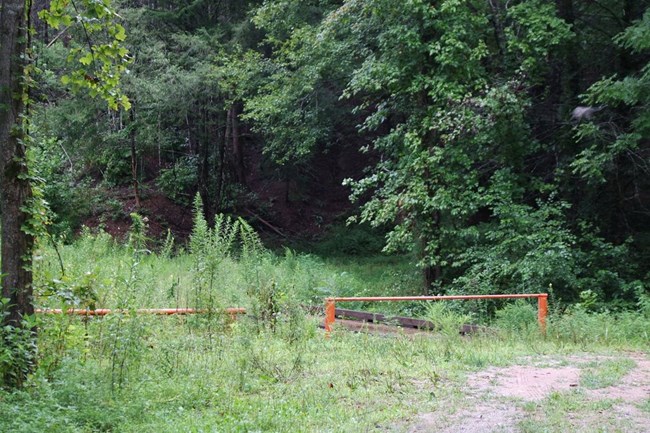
xmin=0 ymin=0 xmax=129 ymax=388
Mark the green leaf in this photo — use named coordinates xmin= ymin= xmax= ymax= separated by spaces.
xmin=47 ymin=15 xmax=62 ymax=29
xmin=120 ymin=94 xmax=131 ymax=111
xmin=114 ymin=24 xmax=127 ymax=42
xmin=79 ymin=52 xmax=93 ymax=66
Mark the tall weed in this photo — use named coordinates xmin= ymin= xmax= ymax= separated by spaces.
xmin=548 ymin=306 xmax=650 ymax=348
xmin=494 ymin=301 xmax=538 ymax=334
xmin=7 ymin=199 xmax=649 ymax=431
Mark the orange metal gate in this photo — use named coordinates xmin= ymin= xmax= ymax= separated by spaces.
xmin=324 ymin=294 xmax=548 ymax=335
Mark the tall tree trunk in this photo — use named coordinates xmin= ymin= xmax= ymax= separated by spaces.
xmin=555 ymin=0 xmax=580 ymax=99
xmin=130 ymin=108 xmax=141 ymax=208
xmin=418 ymin=235 xmax=433 ymax=296
xmin=196 ymin=104 xmax=213 ymax=223
xmin=214 ymin=104 xmax=226 ymax=210
xmin=230 ymin=103 xmax=246 ymax=185
xmin=415 ymin=211 xmax=442 ymax=296
xmin=1 ymin=0 xmax=35 ymax=385
xmin=487 ymin=0 xmax=507 ymax=65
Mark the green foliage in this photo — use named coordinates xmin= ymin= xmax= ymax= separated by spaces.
xmin=1 ymin=226 xmax=650 ymax=429
xmin=252 ymin=0 xmax=644 ymax=305
xmin=36 ymin=312 xmax=88 ymax=378
xmin=190 ymin=197 xmax=235 ymax=310
xmin=576 ymin=289 xmax=600 ymax=312
xmin=246 ymin=279 xmax=284 ymax=332
xmin=548 ymin=306 xmax=650 ymax=348
xmin=312 ymin=223 xmax=386 ymax=257
xmin=191 ymin=195 xmax=297 ymax=333
xmin=5 ymin=0 xmax=650 ymax=425
xmin=0 ymin=299 xmax=37 ymax=389
xmin=566 ymin=10 xmax=650 ymax=286
xmin=127 ymin=213 xmax=149 ymax=254
xmin=448 ymin=196 xmax=637 ymax=303
xmin=494 ymin=301 xmax=537 ymax=333
xmin=190 ymin=194 xmax=251 ymax=260
xmin=324 ymin=0 xmax=592 ymax=297
xmin=39 ymin=271 xmax=99 ymax=311
xmin=39 ymin=0 xmax=131 ymax=110
xmin=22 ymin=0 xmax=648 ymax=310
xmin=17 ymin=0 xmax=650 ymax=383
xmin=242 ymin=0 xmax=355 ymax=166
xmin=424 ymin=302 xmax=472 ymax=337
xmin=160 ymin=229 xmax=175 ymax=259
xmin=505 ymin=0 xmax=575 ymax=74
xmin=156 ymin=156 xmax=198 ymax=205
xmin=27 ymin=134 xmax=94 ymax=238
xmin=189 ymin=193 xmax=266 ymax=312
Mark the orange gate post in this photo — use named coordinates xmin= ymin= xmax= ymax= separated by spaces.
xmin=537 ymin=294 xmax=548 ymax=335
xmin=324 ymin=298 xmax=336 ymax=337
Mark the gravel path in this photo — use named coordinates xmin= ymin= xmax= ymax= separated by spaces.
xmin=406 ymin=353 xmax=650 ymax=433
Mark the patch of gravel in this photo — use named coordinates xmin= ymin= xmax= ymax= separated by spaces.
xmin=409 ymin=402 xmax=523 ymax=433
xmin=466 ymin=364 xmax=581 ymax=401
xmin=583 ymin=352 xmax=650 ymax=432
xmin=405 ymin=352 xmax=650 ymax=433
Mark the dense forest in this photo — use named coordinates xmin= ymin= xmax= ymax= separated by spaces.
xmin=21 ymin=0 xmax=647 ymax=304
xmin=1 ymin=1 xmax=650 ymax=428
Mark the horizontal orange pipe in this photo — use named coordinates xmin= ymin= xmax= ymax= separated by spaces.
xmin=35 ymin=308 xmax=246 ymax=316
xmin=327 ymin=294 xmax=547 ymax=302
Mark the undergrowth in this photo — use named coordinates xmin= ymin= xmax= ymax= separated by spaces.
xmin=1 ymin=201 xmax=649 ymax=431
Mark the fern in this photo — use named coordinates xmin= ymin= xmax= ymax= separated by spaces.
xmin=190 ymin=194 xmax=209 ymax=257
xmin=238 ymin=217 xmax=264 ymax=260
xmin=188 ymin=193 xmax=266 ymax=311
xmin=160 ymin=229 xmax=175 ymax=258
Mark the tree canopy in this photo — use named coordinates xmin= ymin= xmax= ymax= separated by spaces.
xmin=15 ymin=0 xmax=650 ymax=308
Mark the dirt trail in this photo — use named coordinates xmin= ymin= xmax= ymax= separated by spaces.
xmin=406 ymin=352 xmax=650 ymax=433
xmin=584 ymin=352 xmax=650 ymax=402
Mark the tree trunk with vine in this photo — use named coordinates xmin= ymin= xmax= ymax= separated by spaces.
xmin=1 ymin=0 xmax=35 ymax=385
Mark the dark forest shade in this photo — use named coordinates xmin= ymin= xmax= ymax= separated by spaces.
xmin=24 ymin=0 xmax=650 ymax=303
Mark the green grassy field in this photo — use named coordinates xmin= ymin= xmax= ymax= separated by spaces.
xmin=1 ymin=228 xmax=649 ymax=432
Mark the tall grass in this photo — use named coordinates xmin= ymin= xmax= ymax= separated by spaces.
xmin=1 ymin=215 xmax=648 ymax=432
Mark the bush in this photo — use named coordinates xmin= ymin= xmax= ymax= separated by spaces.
xmin=312 ymin=223 xmax=386 ymax=257
xmin=548 ymin=306 xmax=650 ymax=347
xmin=1 ymin=299 xmax=38 ymax=389
xmin=494 ymin=301 xmax=537 ymax=333
xmin=157 ymin=156 xmax=198 ymax=205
